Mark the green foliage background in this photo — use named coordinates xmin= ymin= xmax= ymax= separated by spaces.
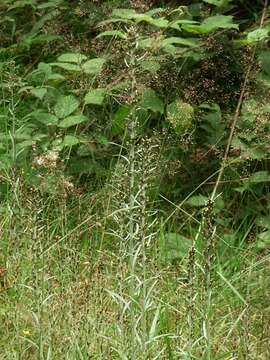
xmin=0 ymin=0 xmax=270 ymax=358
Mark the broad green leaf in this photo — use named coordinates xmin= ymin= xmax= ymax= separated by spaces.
xmin=50 ymin=62 xmax=81 ymax=71
xmin=30 ymin=87 xmax=47 ymax=100
xmin=98 ymin=18 xmax=132 ymax=26
xmin=112 ymin=105 xmax=131 ymax=135
xmin=257 ymin=230 xmax=270 ymax=249
xmin=96 ymin=30 xmax=127 ymax=39
xmin=167 ymin=100 xmax=194 ymax=134
xmin=32 ymin=112 xmax=58 ymax=126
xmin=47 ymin=73 xmax=65 ymax=81
xmin=247 ymin=28 xmax=269 ymax=43
xmin=169 ymin=19 xmax=199 ymax=31
xmin=37 ymin=62 xmax=51 ymax=73
xmin=148 ymin=18 xmax=169 ymax=28
xmin=162 ymin=233 xmax=191 ymax=261
xmin=57 ymin=53 xmax=87 ymax=64
xmin=133 ymin=14 xmax=168 ymax=28
xmin=200 ymin=103 xmax=224 ymax=145
xmin=111 ymin=8 xmax=168 ymax=28
xmin=183 ymin=15 xmax=238 ymax=34
xmin=259 ymin=51 xmax=270 ymax=76
xmin=256 ymin=216 xmax=270 ymax=229
xmin=22 ymin=34 xmax=61 ymax=48
xmin=58 ymin=115 xmax=88 ymax=128
xmin=202 ymin=0 xmax=232 ymax=6
xmin=145 ymin=8 xmax=164 ymax=16
xmin=162 ymin=37 xmax=199 ymax=48
xmin=54 ymin=95 xmax=79 ymax=118
xmin=84 ymin=89 xmax=107 ymax=105
xmin=202 ymin=15 xmax=238 ymax=31
xmin=60 ymin=135 xmax=81 ymax=148
xmin=186 ymin=195 xmax=208 ymax=207
xmin=140 ymin=89 xmax=164 ymax=114
xmin=133 ymin=14 xmax=153 ymax=23
xmin=203 ymin=0 xmax=222 ymax=4
xmin=82 ymin=58 xmax=106 ymax=75
xmin=112 ymin=8 xmax=137 ymax=19
xmin=37 ymin=0 xmax=63 ymax=9
xmin=248 ymin=171 xmax=270 ymax=184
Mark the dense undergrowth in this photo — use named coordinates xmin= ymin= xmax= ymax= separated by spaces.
xmin=0 ymin=0 xmax=270 ymax=359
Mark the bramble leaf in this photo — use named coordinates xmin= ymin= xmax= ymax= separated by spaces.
xmin=58 ymin=115 xmax=88 ymax=128
xmin=54 ymin=95 xmax=79 ymax=118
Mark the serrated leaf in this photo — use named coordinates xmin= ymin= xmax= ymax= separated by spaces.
xmin=50 ymin=62 xmax=81 ymax=71
xmin=202 ymin=0 xmax=232 ymax=6
xmin=98 ymin=18 xmax=132 ymax=26
xmin=202 ymin=15 xmax=238 ymax=31
xmin=163 ymin=233 xmax=191 ymax=261
xmin=247 ymin=28 xmax=269 ymax=43
xmin=169 ymin=19 xmax=199 ymax=31
xmin=183 ymin=15 xmax=238 ymax=34
xmin=257 ymin=230 xmax=270 ymax=249
xmin=140 ymin=89 xmax=164 ymax=114
xmin=58 ymin=115 xmax=88 ymax=128
xmin=96 ymin=30 xmax=127 ymax=39
xmin=148 ymin=18 xmax=169 ymax=28
xmin=162 ymin=37 xmax=199 ymax=48
xmin=47 ymin=73 xmax=65 ymax=81
xmin=84 ymin=89 xmax=107 ymax=105
xmin=57 ymin=53 xmax=87 ymax=64
xmin=54 ymin=95 xmax=79 ymax=118
xmin=112 ymin=8 xmax=137 ymax=19
xmin=32 ymin=112 xmax=59 ymax=126
xmin=186 ymin=195 xmax=208 ymax=207
xmin=82 ymin=58 xmax=106 ymax=75
xmin=37 ymin=0 xmax=63 ymax=9
xmin=256 ymin=216 xmax=270 ymax=229
xmin=30 ymin=87 xmax=47 ymax=100
xmin=200 ymin=103 xmax=224 ymax=145
xmin=60 ymin=135 xmax=81 ymax=148
xmin=134 ymin=14 xmax=168 ymax=27
xmin=111 ymin=8 xmax=168 ymax=28
xmin=259 ymin=51 xmax=270 ymax=76
xmin=112 ymin=105 xmax=131 ymax=135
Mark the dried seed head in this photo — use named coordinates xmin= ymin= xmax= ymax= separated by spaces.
xmin=32 ymin=151 xmax=59 ymax=169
